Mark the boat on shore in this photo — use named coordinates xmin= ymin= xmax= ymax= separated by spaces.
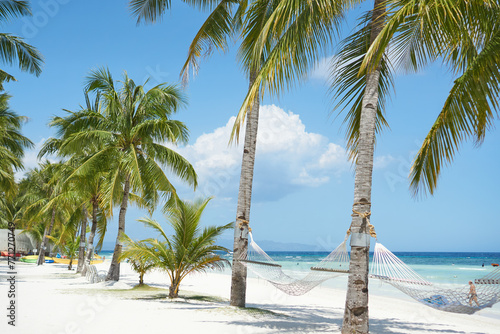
xmin=19 ymin=255 xmax=54 ymax=263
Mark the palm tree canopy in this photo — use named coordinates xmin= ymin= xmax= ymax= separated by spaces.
xmin=359 ymin=0 xmax=500 ymax=196
xmin=48 ymin=68 xmax=197 ymax=213
xmin=0 ymin=1 xmax=43 ymax=80
xmin=229 ymin=0 xmax=361 ymax=142
xmin=0 ymin=93 xmax=33 ymax=193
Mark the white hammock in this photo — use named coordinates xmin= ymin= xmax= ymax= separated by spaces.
xmin=239 ymin=232 xmax=500 ymax=314
xmin=371 ymin=243 xmax=500 ymax=314
xmin=238 ymin=232 xmax=350 ymax=296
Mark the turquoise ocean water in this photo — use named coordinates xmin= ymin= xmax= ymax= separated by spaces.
xmin=100 ymin=249 xmax=500 ymax=286
xmin=99 ymin=249 xmax=500 ymax=318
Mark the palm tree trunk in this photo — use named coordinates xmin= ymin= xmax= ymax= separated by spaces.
xmin=139 ymin=272 xmax=144 ymax=285
xmin=341 ymin=1 xmax=386 ymax=333
xmin=106 ymin=175 xmax=131 ymax=281
xmin=82 ymin=200 xmax=98 ymax=276
xmin=169 ymin=275 xmax=180 ymax=298
xmin=37 ymin=208 xmax=56 ymax=266
xmin=76 ymin=207 xmax=88 ymax=273
xmin=230 ymin=73 xmax=260 ymax=307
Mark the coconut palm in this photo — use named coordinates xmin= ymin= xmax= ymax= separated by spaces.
xmin=0 ymin=0 xmax=43 ymax=88
xmin=40 ymin=93 xmax=111 ymax=274
xmin=22 ymin=161 xmax=68 ymax=265
xmin=52 ymin=68 xmax=197 ymax=281
xmin=129 ymin=0 xmax=351 ymax=307
xmin=120 ymin=243 xmax=156 ymax=286
xmin=119 ymin=196 xmax=232 ymax=298
xmin=0 ymin=93 xmax=33 ymax=195
xmin=49 ymin=232 xmax=81 ymax=270
xmin=357 ymin=0 xmax=500 ymax=197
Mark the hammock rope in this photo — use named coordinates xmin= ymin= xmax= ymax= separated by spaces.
xmin=238 ymin=232 xmax=350 ymax=296
xmin=239 ymin=230 xmax=500 ymax=314
xmin=370 ymin=242 xmax=500 ymax=314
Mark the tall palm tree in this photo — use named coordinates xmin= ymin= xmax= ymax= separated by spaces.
xmin=0 ymin=0 xmax=43 ymax=88
xmin=0 ymin=93 xmax=33 ymax=194
xmin=119 ymin=196 xmax=232 ymax=298
xmin=40 ymin=93 xmax=111 ymax=275
xmin=234 ymin=2 xmax=392 ymax=331
xmin=22 ymin=161 xmax=67 ymax=265
xmin=128 ymin=0 xmax=350 ymax=307
xmin=358 ymin=0 xmax=500 ymax=197
xmin=53 ymin=68 xmax=197 ymax=281
xmin=252 ymin=1 xmax=499 ymax=331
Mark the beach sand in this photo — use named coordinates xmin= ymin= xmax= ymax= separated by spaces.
xmin=2 ymin=260 xmax=500 ymax=334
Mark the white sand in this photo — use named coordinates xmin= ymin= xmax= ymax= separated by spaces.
xmin=1 ymin=260 xmax=500 ymax=334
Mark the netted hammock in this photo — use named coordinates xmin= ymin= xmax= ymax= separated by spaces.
xmin=370 ymin=243 xmax=500 ymax=314
xmin=238 ymin=232 xmax=350 ymax=296
xmin=239 ymin=233 xmax=500 ymax=314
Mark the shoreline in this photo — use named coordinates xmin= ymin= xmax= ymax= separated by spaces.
xmin=1 ymin=260 xmax=500 ymax=333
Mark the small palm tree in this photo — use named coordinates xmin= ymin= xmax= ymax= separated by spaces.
xmin=119 ymin=197 xmax=232 ymax=298
xmin=119 ymin=238 xmax=156 ymax=286
xmin=49 ymin=233 xmax=81 ymax=270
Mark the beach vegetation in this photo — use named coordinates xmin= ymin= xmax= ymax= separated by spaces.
xmin=48 ymin=232 xmax=81 ymax=270
xmin=119 ymin=196 xmax=231 ymax=298
xmin=21 ymin=161 xmax=70 ymax=265
xmin=128 ymin=0 xmax=350 ymax=308
xmin=0 ymin=0 xmax=43 ymax=89
xmin=43 ymin=68 xmax=197 ymax=281
xmin=0 ymin=93 xmax=33 ymax=228
xmin=40 ymin=92 xmax=111 ymax=275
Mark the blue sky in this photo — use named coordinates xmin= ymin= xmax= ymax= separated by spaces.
xmin=4 ymin=0 xmax=500 ymax=252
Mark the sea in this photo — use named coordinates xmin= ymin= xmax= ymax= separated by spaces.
xmin=99 ymin=249 xmax=500 ymax=285
xmin=98 ymin=249 xmax=500 ymax=319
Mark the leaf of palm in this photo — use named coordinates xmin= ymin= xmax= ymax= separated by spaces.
xmin=409 ymin=28 xmax=500 ymax=196
xmin=0 ymin=1 xmax=31 ymax=21
xmin=330 ymin=17 xmax=394 ymax=159
xmin=0 ymin=33 xmax=43 ymax=76
xmin=180 ymin=0 xmax=239 ymax=85
xmin=230 ymin=0 xmax=356 ymax=142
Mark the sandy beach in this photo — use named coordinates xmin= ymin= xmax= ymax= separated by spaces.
xmin=1 ymin=260 xmax=499 ymax=334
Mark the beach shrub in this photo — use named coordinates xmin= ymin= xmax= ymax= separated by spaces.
xmin=119 ymin=196 xmax=232 ymax=298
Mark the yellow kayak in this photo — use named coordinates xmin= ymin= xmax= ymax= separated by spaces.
xmin=52 ymin=257 xmax=103 ymax=265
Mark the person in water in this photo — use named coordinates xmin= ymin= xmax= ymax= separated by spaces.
xmin=469 ymin=281 xmax=480 ymax=306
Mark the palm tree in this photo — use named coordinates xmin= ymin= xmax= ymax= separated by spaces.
xmin=0 ymin=0 xmax=43 ymax=87
xmin=0 ymin=93 xmax=33 ymax=195
xmin=128 ymin=0 xmax=349 ymax=307
xmin=120 ymin=244 xmax=156 ymax=286
xmin=357 ymin=0 xmax=500 ymax=197
xmin=40 ymin=93 xmax=111 ymax=275
xmin=119 ymin=196 xmax=232 ymax=298
xmin=22 ymin=161 xmax=67 ymax=265
xmin=254 ymin=1 xmax=499 ymax=331
xmin=52 ymin=68 xmax=197 ymax=281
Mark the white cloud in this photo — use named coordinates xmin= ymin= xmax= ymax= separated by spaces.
xmin=15 ymin=138 xmax=58 ymax=179
xmin=173 ymin=105 xmax=349 ymax=202
xmin=309 ymin=56 xmax=335 ymax=82
xmin=374 ymin=155 xmax=396 ymax=169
